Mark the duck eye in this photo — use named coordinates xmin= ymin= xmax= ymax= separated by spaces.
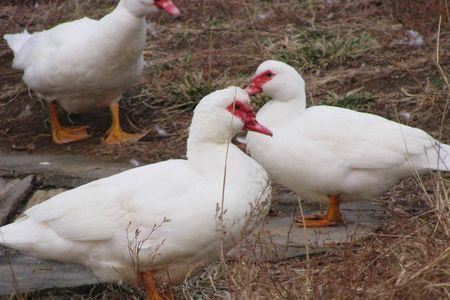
xmin=267 ymin=72 xmax=273 ymax=78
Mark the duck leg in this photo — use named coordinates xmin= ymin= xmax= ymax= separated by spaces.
xmin=140 ymin=271 xmax=167 ymax=300
xmin=49 ymin=101 xmax=90 ymax=144
xmin=296 ymin=195 xmax=344 ymax=227
xmin=105 ymin=103 xmax=147 ymax=144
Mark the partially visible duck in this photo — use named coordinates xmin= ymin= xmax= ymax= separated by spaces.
xmin=0 ymin=87 xmax=273 ymax=298
xmin=246 ymin=60 xmax=450 ymax=227
xmin=4 ymin=0 xmax=180 ymax=144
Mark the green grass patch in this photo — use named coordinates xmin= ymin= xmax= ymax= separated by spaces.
xmin=321 ymin=92 xmax=376 ymax=111
xmin=270 ymin=27 xmax=378 ymax=72
xmin=251 ymin=94 xmax=271 ymax=110
xmin=429 ymin=74 xmax=445 ymax=89
xmin=172 ymin=72 xmax=227 ymax=110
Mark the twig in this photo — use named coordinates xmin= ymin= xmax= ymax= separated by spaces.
xmin=218 ymin=87 xmax=238 ymax=288
xmin=0 ymin=231 xmax=20 ymax=296
xmin=297 ymin=196 xmax=310 ymax=263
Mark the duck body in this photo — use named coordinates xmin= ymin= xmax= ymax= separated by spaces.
xmin=4 ymin=0 xmax=180 ymax=144
xmin=0 ymin=87 xmax=272 ymax=287
xmin=245 ymin=60 xmax=450 ymax=227
xmin=2 ymin=151 xmax=269 ymax=284
xmin=248 ymin=102 xmax=449 ymax=204
xmin=6 ymin=5 xmax=146 ymax=113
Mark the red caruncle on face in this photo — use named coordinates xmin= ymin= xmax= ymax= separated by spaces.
xmin=226 ymin=100 xmax=273 ymax=137
xmin=246 ymin=70 xmax=275 ymax=95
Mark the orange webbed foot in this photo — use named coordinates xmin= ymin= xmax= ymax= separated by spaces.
xmin=296 ymin=195 xmax=344 ymax=228
xmin=296 ymin=214 xmax=343 ymax=227
xmin=105 ymin=103 xmax=148 ymax=144
xmin=52 ymin=125 xmax=90 ymax=144
xmin=104 ymin=129 xmax=148 ymax=144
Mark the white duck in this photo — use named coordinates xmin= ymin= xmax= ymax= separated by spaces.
xmin=0 ymin=87 xmax=272 ymax=299
xmin=3 ymin=0 xmax=180 ymax=144
xmin=246 ymin=60 xmax=450 ymax=227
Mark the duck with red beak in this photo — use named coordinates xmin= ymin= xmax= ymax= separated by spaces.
xmin=4 ymin=0 xmax=181 ymax=144
xmin=0 ymin=87 xmax=273 ymax=300
xmin=246 ymin=60 xmax=450 ymax=228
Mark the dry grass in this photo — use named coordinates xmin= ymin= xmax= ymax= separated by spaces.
xmin=1 ymin=0 xmax=450 ymax=299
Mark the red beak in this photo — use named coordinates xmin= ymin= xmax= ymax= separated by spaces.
xmin=227 ymin=101 xmax=273 ymax=137
xmin=243 ymin=118 xmax=273 ymax=136
xmin=155 ymin=0 xmax=181 ymax=16
xmin=246 ymin=82 xmax=262 ymax=95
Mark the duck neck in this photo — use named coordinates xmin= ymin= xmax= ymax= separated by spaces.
xmin=258 ymin=92 xmax=306 ymax=127
xmin=100 ymin=2 xmax=147 ymax=48
xmin=281 ymin=84 xmax=307 ymax=112
xmin=187 ymin=124 xmax=232 ymax=158
xmin=186 ymin=118 xmax=240 ymax=173
xmin=278 ymin=94 xmax=306 ymax=112
xmin=187 ymin=139 xmax=237 ymax=175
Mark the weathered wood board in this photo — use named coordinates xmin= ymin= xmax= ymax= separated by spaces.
xmin=0 ymin=176 xmax=35 ymax=225
xmin=257 ymin=199 xmax=386 ymax=260
xmin=0 ymin=153 xmax=132 ymax=187
xmin=0 ymin=253 xmax=98 ymax=296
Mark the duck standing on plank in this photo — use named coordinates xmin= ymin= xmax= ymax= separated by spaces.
xmin=0 ymin=87 xmax=273 ymax=299
xmin=4 ymin=0 xmax=180 ymax=144
xmin=245 ymin=60 xmax=450 ymax=227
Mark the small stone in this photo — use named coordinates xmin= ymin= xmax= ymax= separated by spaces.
xmin=390 ymin=30 xmax=424 ymax=48
xmin=17 ymin=104 xmax=32 ymax=119
xmin=154 ymin=125 xmax=169 ymax=137
xmin=406 ymin=30 xmax=424 ymax=47
xmin=400 ymin=111 xmax=411 ymax=122
xmin=129 ymin=159 xmax=140 ymax=167
xmin=257 ymin=12 xmax=271 ymax=20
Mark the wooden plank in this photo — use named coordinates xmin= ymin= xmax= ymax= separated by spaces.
xmin=0 ymin=253 xmax=98 ymax=296
xmin=0 ymin=154 xmax=132 ymax=188
xmin=0 ymin=176 xmax=35 ymax=225
xmin=233 ymin=199 xmax=387 ymax=261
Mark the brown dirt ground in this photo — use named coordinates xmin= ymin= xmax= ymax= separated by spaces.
xmin=1 ymin=0 xmax=450 ymax=299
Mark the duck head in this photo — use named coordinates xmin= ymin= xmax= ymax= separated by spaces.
xmin=122 ymin=0 xmax=180 ymax=17
xmin=246 ymin=60 xmax=305 ymax=102
xmin=189 ymin=87 xmax=272 ymax=144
